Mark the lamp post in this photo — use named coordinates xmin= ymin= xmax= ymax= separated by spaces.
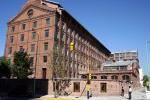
xmin=146 ymin=41 xmax=150 ymax=76
xmin=86 ymin=42 xmax=91 ymax=100
xmin=33 ymin=32 xmax=39 ymax=97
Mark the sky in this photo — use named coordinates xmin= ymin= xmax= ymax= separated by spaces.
xmin=0 ymin=0 xmax=150 ymax=75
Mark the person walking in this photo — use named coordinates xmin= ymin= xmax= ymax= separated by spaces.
xmin=128 ymin=86 xmax=132 ymax=100
xmin=121 ymin=87 xmax=124 ymax=96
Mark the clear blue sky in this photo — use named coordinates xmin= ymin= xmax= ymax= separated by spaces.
xmin=0 ymin=0 xmax=150 ymax=75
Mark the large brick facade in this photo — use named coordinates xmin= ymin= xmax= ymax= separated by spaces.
xmin=4 ymin=0 xmax=140 ymax=96
xmin=4 ymin=0 xmax=110 ymax=79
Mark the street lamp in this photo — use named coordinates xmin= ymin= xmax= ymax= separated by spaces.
xmin=33 ymin=31 xmax=39 ymax=97
xmin=146 ymin=41 xmax=150 ymax=75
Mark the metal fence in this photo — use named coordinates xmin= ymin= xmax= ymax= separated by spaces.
xmin=0 ymin=79 xmax=48 ymax=97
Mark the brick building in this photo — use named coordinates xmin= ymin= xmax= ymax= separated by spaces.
xmin=4 ymin=0 xmax=110 ymax=79
xmin=4 ymin=0 xmax=140 ymax=96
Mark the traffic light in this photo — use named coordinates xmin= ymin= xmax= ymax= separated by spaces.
xmin=87 ymin=73 xmax=92 ymax=84
xmin=70 ymin=42 xmax=74 ymax=51
xmin=88 ymin=73 xmax=92 ymax=80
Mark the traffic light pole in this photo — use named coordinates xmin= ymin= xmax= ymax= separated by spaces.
xmin=86 ymin=43 xmax=91 ymax=100
xmin=87 ymin=73 xmax=91 ymax=100
xmin=70 ymin=41 xmax=92 ymax=99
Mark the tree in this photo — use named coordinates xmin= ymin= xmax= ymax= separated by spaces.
xmin=143 ymin=75 xmax=149 ymax=87
xmin=0 ymin=58 xmax=11 ymax=78
xmin=12 ymin=51 xmax=32 ymax=79
xmin=52 ymin=47 xmax=67 ymax=78
xmin=51 ymin=46 xmax=71 ymax=97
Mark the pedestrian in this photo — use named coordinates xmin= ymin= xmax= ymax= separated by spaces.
xmin=121 ymin=87 xmax=124 ymax=96
xmin=128 ymin=86 xmax=132 ymax=100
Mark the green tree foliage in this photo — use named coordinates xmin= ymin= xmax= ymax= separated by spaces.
xmin=0 ymin=58 xmax=11 ymax=78
xmin=12 ymin=51 xmax=32 ymax=79
xmin=143 ymin=75 xmax=149 ymax=87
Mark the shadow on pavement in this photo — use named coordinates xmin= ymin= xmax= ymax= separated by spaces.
xmin=0 ymin=97 xmax=41 ymax=100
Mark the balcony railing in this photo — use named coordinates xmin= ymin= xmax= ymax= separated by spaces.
xmin=79 ymin=67 xmax=132 ymax=74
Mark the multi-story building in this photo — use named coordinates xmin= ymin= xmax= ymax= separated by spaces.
xmin=110 ymin=50 xmax=138 ymax=61
xmin=4 ymin=0 xmax=140 ymax=96
xmin=4 ymin=0 xmax=110 ymax=80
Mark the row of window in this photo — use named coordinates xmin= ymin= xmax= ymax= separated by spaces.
xmin=11 ymin=18 xmax=50 ymax=32
xmin=81 ymin=75 xmax=130 ymax=80
xmin=55 ymin=32 xmax=106 ymax=62
xmin=30 ymin=56 xmax=48 ymax=67
xmin=54 ymin=39 xmax=103 ymax=67
xmin=8 ymin=42 xmax=49 ymax=55
xmin=55 ymin=42 xmax=105 ymax=65
xmin=9 ymin=29 xmax=49 ymax=43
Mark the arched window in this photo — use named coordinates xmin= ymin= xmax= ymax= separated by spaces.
xmin=27 ymin=9 xmax=33 ymax=18
xmin=81 ymin=75 xmax=87 ymax=79
xmin=92 ymin=76 xmax=97 ymax=79
xmin=122 ymin=75 xmax=130 ymax=81
xmin=111 ymin=75 xmax=118 ymax=80
xmin=101 ymin=75 xmax=107 ymax=80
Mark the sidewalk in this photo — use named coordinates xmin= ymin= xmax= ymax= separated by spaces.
xmin=40 ymin=88 xmax=147 ymax=100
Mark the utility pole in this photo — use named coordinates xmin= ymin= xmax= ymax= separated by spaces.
xmin=146 ymin=41 xmax=150 ymax=76
xmin=33 ymin=32 xmax=39 ymax=97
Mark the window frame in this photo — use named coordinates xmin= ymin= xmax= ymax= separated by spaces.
xmin=10 ymin=36 xmax=14 ymax=43
xmin=73 ymin=82 xmax=80 ymax=92
xmin=20 ymin=34 xmax=24 ymax=42
xmin=44 ymin=42 xmax=48 ymax=51
xmin=32 ymin=21 xmax=37 ymax=29
xmin=32 ymin=31 xmax=36 ymax=40
xmin=8 ymin=47 xmax=12 ymax=54
xmin=101 ymin=75 xmax=107 ymax=80
xmin=44 ymin=29 xmax=49 ymax=38
xmin=22 ymin=23 xmax=26 ymax=30
xmin=43 ymin=56 xmax=47 ymax=63
xmin=12 ymin=26 xmax=15 ymax=32
xmin=46 ymin=18 xmax=50 ymax=25
xmin=31 ymin=44 xmax=35 ymax=52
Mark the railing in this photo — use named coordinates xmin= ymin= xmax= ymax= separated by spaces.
xmin=0 ymin=79 xmax=48 ymax=97
xmin=79 ymin=68 xmax=132 ymax=74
